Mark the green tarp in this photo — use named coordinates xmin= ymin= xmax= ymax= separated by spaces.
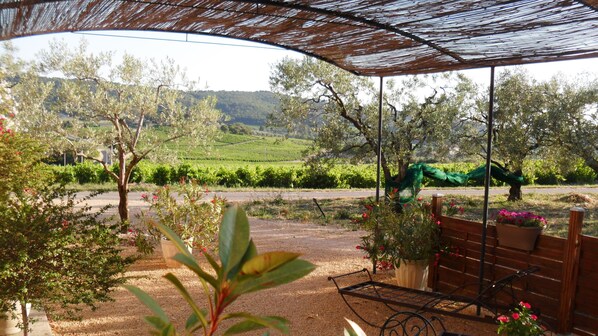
xmin=385 ymin=163 xmax=524 ymax=204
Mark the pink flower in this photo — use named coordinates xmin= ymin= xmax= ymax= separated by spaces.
xmin=531 ymin=314 xmax=538 ymax=321
xmin=511 ymin=313 xmax=520 ymax=320
xmin=520 ymin=301 xmax=531 ymax=309
xmin=497 ymin=315 xmax=509 ymax=323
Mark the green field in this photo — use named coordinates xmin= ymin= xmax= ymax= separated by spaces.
xmin=163 ymin=132 xmax=311 ymax=164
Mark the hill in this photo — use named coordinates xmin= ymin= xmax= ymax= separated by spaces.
xmin=41 ymin=77 xmax=280 ymax=128
xmin=189 ymin=90 xmax=279 ymax=126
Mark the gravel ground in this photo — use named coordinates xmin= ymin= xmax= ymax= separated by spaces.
xmin=49 ymin=218 xmax=500 ymax=336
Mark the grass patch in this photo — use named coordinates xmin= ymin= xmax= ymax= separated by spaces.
xmin=241 ymin=192 xmax=598 ymax=238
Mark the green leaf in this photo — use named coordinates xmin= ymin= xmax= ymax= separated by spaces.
xmin=241 ymin=252 xmax=300 ymax=275
xmin=123 ymin=285 xmax=170 ymax=323
xmin=219 ymin=205 xmax=250 ymax=276
xmin=163 ymin=273 xmax=208 ymax=330
xmin=344 ymin=318 xmax=367 ymax=336
xmin=234 ymin=259 xmax=315 ymax=295
xmin=204 ymin=252 xmax=221 ymax=274
xmin=185 ymin=309 xmax=208 ymax=332
xmin=144 ymin=316 xmax=169 ymax=330
xmin=228 ymin=239 xmax=258 ymax=279
xmin=222 ymin=313 xmax=289 ymax=335
xmin=154 ymin=221 xmax=194 ymax=259
xmin=171 ymin=253 xmax=218 ymax=289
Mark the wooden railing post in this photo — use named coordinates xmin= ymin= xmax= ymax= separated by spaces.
xmin=431 ymin=193 xmax=444 ymax=218
xmin=557 ymin=207 xmax=585 ymax=334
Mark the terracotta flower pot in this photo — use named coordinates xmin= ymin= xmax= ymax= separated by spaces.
xmin=495 ymin=223 xmax=542 ymax=251
xmin=160 ymin=238 xmax=193 ymax=268
xmin=394 ymin=259 xmax=429 ymax=290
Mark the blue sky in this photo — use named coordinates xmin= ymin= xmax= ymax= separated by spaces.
xmin=11 ymin=30 xmax=598 ymax=92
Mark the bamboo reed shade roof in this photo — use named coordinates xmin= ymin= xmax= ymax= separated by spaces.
xmin=1 ymin=0 xmax=597 ymax=76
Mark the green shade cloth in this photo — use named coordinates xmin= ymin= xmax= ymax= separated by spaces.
xmin=385 ymin=163 xmax=524 ymax=204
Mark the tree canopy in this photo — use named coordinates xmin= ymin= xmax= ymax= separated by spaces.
xmin=11 ymin=39 xmax=221 ymax=222
xmin=269 ymin=56 xmax=475 ymax=184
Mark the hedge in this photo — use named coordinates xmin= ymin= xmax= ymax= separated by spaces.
xmin=47 ymin=160 xmax=596 ymax=189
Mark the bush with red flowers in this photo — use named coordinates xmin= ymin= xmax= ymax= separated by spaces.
xmin=497 ymin=301 xmax=544 ymax=336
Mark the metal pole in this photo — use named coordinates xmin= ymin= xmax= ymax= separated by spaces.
xmin=478 ymin=66 xmax=496 ymax=315
xmin=376 ymin=76 xmax=383 ymax=203
xmin=373 ymin=76 xmax=384 ymax=274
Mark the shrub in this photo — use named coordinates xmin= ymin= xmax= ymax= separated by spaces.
xmin=136 ymin=180 xmax=226 ymax=254
xmin=216 ymin=167 xmax=242 ymax=187
xmin=299 ymin=167 xmax=342 ymax=188
xmin=50 ymin=165 xmax=75 ymax=185
xmin=152 ymin=165 xmax=172 ymax=186
xmin=235 ymin=166 xmax=258 ymax=187
xmin=73 ymin=162 xmax=102 ymax=184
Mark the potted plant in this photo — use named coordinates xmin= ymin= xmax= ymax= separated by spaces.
xmin=137 ymin=180 xmax=226 ymax=267
xmin=359 ymin=194 xmax=441 ymax=290
xmin=495 ymin=209 xmax=547 ymax=251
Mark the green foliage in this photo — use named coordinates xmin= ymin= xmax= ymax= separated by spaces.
xmin=358 ymin=194 xmax=441 ymax=269
xmin=13 ymin=39 xmax=221 ymax=222
xmin=0 ymin=119 xmax=47 ymax=200
xmin=152 ymin=165 xmax=172 ymax=186
xmin=497 ymin=301 xmax=543 ymax=336
xmin=0 ymin=185 xmax=133 ymax=333
xmin=270 ymin=56 xmax=474 ymax=184
xmin=125 ymin=205 xmax=315 ymax=336
xmin=136 ymin=180 xmax=226 ymax=254
xmin=257 ymin=166 xmax=297 ymax=188
xmin=73 ymin=161 xmax=101 ymax=184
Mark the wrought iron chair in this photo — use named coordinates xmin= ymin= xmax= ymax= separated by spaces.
xmin=380 ymin=311 xmax=446 ymax=336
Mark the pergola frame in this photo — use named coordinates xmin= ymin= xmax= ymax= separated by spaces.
xmin=2 ymin=0 xmax=597 ymax=309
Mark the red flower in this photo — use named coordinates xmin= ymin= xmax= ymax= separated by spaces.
xmin=511 ymin=313 xmax=520 ymax=320
xmin=531 ymin=314 xmax=538 ymax=321
xmin=362 ymin=212 xmax=369 ymax=219
xmin=520 ymin=301 xmax=531 ymax=309
xmin=497 ymin=315 xmax=509 ymax=323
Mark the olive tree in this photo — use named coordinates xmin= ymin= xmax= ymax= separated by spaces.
xmin=462 ymin=69 xmax=553 ymax=200
xmin=14 ymin=39 xmax=221 ymax=223
xmin=544 ymin=75 xmax=598 ymax=178
xmin=269 ymin=56 xmax=474 ymax=185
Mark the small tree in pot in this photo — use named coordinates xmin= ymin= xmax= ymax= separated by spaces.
xmin=359 ymin=193 xmax=441 ymax=289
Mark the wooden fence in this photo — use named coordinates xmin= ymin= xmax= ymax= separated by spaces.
xmin=429 ymin=195 xmax=598 ymax=335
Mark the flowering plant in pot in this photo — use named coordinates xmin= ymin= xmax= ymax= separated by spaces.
xmin=496 ymin=210 xmax=547 ymax=228
xmin=136 ymin=180 xmax=226 ymax=266
xmin=358 ymin=193 xmax=441 ymax=289
xmin=495 ymin=209 xmax=547 ymax=251
xmin=497 ymin=301 xmax=544 ymax=336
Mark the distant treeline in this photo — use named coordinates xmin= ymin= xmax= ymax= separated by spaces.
xmin=42 ymin=77 xmax=279 ymax=127
xmin=49 ymin=160 xmax=596 ymax=189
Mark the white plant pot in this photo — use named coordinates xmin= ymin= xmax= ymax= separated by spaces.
xmin=0 ymin=302 xmax=31 ymax=336
xmin=394 ymin=259 xmax=429 ymax=290
xmin=160 ymin=238 xmax=193 ymax=268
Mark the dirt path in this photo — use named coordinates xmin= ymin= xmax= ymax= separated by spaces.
xmin=49 ymin=218 xmax=500 ymax=336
